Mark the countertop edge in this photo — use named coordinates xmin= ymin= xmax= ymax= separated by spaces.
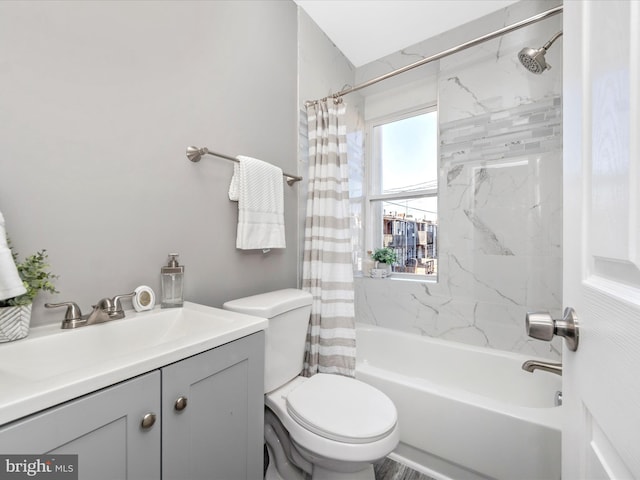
xmin=0 ymin=303 xmax=267 ymax=426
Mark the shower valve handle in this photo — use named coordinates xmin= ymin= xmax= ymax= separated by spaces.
xmin=526 ymin=307 xmax=579 ymax=352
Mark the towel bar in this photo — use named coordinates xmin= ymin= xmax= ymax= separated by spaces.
xmin=186 ymin=146 xmax=302 ymax=186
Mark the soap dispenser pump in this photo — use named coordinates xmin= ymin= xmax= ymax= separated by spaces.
xmin=161 ymin=253 xmax=184 ymax=308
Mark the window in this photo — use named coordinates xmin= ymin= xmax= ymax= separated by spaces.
xmin=366 ymin=107 xmax=438 ymax=278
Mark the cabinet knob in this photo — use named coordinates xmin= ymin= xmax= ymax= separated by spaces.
xmin=141 ymin=412 xmax=157 ymax=429
xmin=174 ymin=396 xmax=188 ymax=411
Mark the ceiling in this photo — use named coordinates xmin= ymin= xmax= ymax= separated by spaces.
xmin=294 ymin=0 xmax=520 ymax=67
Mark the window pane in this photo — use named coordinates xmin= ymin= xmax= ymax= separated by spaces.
xmin=380 ymin=199 xmax=437 ymax=276
xmin=377 ymin=111 xmax=438 ymax=194
xmin=366 ymin=107 xmax=438 ymax=278
xmin=383 ymin=197 xmax=437 ymax=223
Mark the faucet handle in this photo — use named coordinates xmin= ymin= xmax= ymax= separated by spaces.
xmin=112 ymin=292 xmax=136 ymax=313
xmin=45 ymin=301 xmax=83 ymax=320
xmin=45 ymin=302 xmax=86 ymax=329
xmin=96 ymin=297 xmax=114 ymax=311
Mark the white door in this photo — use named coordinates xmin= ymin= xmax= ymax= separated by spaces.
xmin=563 ymin=1 xmax=640 ymax=478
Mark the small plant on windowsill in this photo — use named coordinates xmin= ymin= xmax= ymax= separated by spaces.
xmin=370 ymin=247 xmax=397 ymax=278
xmin=371 ymin=247 xmax=397 ymax=266
xmin=0 ymin=244 xmax=58 ymax=342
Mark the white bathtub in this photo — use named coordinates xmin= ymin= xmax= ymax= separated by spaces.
xmin=355 ymin=324 xmax=562 ymax=480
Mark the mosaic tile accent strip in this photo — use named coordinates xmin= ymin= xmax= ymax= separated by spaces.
xmin=441 ymin=96 xmax=562 ymax=165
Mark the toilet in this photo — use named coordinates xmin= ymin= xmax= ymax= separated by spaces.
xmin=223 ymin=288 xmax=399 ymax=480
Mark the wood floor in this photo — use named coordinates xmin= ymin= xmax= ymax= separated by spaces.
xmin=265 ymin=446 xmax=435 ymax=480
xmin=374 ymin=457 xmax=436 ymax=480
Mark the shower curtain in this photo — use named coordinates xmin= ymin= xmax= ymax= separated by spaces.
xmin=302 ymin=98 xmax=356 ymax=378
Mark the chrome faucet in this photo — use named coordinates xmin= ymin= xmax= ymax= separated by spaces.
xmin=522 ymin=360 xmax=562 ymax=376
xmin=46 ymin=292 xmax=135 ymax=329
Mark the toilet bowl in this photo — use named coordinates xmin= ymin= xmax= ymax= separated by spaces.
xmin=266 ymin=375 xmax=399 ymax=479
xmin=223 ymin=289 xmax=399 ymax=480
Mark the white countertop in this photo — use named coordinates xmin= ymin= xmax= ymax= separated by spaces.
xmin=0 ymin=302 xmax=267 ymax=426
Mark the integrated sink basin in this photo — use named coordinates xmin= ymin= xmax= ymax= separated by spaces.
xmin=0 ymin=302 xmax=267 ymax=425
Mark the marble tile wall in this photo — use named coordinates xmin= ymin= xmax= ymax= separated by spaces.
xmin=354 ymin=1 xmax=564 ymax=360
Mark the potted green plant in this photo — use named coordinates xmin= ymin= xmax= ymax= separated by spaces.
xmin=0 ymin=246 xmax=57 ymax=342
xmin=370 ymin=247 xmax=397 ymax=277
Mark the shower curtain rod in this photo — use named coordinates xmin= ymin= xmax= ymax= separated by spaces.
xmin=304 ymin=4 xmax=563 ymax=107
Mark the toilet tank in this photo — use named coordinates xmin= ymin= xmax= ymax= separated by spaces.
xmin=223 ymin=289 xmax=312 ymax=393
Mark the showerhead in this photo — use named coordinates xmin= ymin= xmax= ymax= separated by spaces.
xmin=518 ymin=46 xmax=550 ymax=74
xmin=518 ymin=31 xmax=563 ymax=74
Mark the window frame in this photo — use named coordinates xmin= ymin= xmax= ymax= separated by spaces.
xmin=364 ymin=104 xmax=439 ymax=280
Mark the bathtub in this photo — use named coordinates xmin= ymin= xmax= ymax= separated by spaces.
xmin=355 ymin=324 xmax=562 ymax=480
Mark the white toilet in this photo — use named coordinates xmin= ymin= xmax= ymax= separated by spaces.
xmin=223 ymin=288 xmax=399 ymax=480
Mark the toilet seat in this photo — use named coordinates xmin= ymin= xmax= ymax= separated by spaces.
xmin=286 ymin=374 xmax=397 ymax=444
xmin=265 ymin=375 xmax=400 ymax=463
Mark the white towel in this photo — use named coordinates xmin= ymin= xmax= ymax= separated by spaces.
xmin=0 ymin=211 xmax=26 ymax=302
xmin=228 ymin=155 xmax=286 ymax=250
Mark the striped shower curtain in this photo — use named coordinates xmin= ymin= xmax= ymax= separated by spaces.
xmin=302 ymin=98 xmax=356 ymax=378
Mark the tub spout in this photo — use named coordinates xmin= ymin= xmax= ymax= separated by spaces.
xmin=522 ymin=360 xmax=562 ymax=376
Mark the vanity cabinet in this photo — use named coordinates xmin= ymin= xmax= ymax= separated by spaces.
xmin=0 ymin=370 xmax=161 ymax=480
xmin=162 ymin=331 xmax=264 ymax=480
xmin=0 ymin=331 xmax=264 ymax=480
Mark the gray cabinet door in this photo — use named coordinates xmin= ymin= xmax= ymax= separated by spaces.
xmin=162 ymin=331 xmax=265 ymax=480
xmin=0 ymin=371 xmax=161 ymax=480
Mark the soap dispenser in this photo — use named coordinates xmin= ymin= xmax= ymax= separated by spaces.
xmin=161 ymin=253 xmax=184 ymax=308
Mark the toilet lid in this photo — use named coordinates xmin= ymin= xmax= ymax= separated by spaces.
xmin=286 ymin=374 xmax=397 ymax=444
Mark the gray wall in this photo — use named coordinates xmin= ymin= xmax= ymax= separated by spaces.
xmin=296 ymin=8 xmax=357 ymax=279
xmin=0 ymin=0 xmax=299 ymax=327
